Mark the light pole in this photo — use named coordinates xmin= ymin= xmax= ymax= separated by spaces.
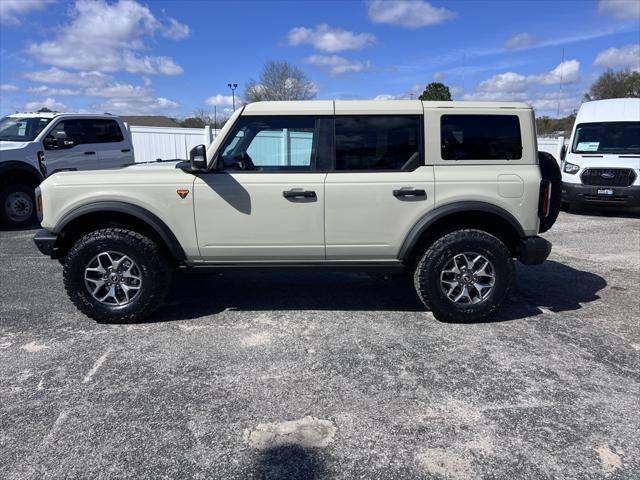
xmin=227 ymin=83 xmax=238 ymax=111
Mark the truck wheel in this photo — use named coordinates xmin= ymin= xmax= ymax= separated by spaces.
xmin=0 ymin=184 xmax=37 ymax=229
xmin=413 ymin=229 xmax=515 ymax=323
xmin=63 ymin=228 xmax=171 ymax=323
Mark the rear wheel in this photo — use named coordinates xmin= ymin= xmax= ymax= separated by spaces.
xmin=63 ymin=228 xmax=171 ymax=323
xmin=414 ymin=229 xmax=514 ymax=323
xmin=0 ymin=184 xmax=37 ymax=229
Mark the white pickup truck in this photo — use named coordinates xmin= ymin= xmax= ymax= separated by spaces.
xmin=0 ymin=112 xmax=134 ymax=228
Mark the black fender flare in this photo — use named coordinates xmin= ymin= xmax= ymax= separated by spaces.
xmin=0 ymin=161 xmax=44 ymax=184
xmin=398 ymin=201 xmax=526 ymax=260
xmin=53 ymin=201 xmax=186 ymax=261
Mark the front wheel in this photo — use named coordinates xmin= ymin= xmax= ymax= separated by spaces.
xmin=63 ymin=228 xmax=171 ymax=323
xmin=0 ymin=184 xmax=37 ymax=229
xmin=413 ymin=229 xmax=515 ymax=323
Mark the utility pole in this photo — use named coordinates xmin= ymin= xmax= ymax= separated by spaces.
xmin=227 ymin=83 xmax=238 ymax=111
xmin=557 ymin=47 xmax=565 ymax=117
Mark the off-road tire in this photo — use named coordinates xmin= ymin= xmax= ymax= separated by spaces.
xmin=0 ymin=184 xmax=37 ymax=229
xmin=413 ymin=229 xmax=515 ymax=323
xmin=63 ymin=228 xmax=171 ymax=323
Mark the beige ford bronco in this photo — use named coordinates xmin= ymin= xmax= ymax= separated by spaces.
xmin=33 ymin=100 xmax=560 ymax=323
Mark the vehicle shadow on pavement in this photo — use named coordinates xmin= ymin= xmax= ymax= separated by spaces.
xmin=156 ymin=271 xmax=424 ymax=321
xmin=253 ymin=445 xmax=325 ymax=480
xmin=151 ymin=260 xmax=606 ymax=324
xmin=564 ymin=206 xmax=640 ymax=219
xmin=494 ymin=260 xmax=607 ymax=322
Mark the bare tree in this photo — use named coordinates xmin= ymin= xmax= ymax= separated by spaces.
xmin=180 ymin=108 xmax=229 ymax=129
xmin=244 ymin=60 xmax=317 ymax=103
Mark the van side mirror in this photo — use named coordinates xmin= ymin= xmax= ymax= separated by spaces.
xmin=560 ymin=144 xmax=567 ymax=161
xmin=189 ymin=144 xmax=207 ymax=170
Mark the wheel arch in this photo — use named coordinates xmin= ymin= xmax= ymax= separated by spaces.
xmin=0 ymin=162 xmax=44 ymax=188
xmin=53 ymin=201 xmax=187 ymax=263
xmin=399 ymin=201 xmax=526 ymax=266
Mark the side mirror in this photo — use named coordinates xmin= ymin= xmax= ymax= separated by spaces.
xmin=43 ymin=135 xmax=57 ymax=150
xmin=560 ymin=144 xmax=567 ymax=161
xmin=189 ymin=144 xmax=207 ymax=170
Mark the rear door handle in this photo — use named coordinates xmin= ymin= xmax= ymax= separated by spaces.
xmin=84 ymin=151 xmax=96 ymax=155
xmin=121 ymin=149 xmax=131 ymax=153
xmin=283 ymin=190 xmax=316 ymax=199
xmin=393 ymin=188 xmax=426 ymax=198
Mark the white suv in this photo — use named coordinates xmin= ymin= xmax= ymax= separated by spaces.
xmin=33 ymin=100 xmax=559 ymax=323
xmin=0 ymin=113 xmax=134 ymax=228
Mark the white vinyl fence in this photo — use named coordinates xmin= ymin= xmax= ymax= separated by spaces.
xmin=537 ymin=136 xmax=569 ymax=163
xmin=127 ymin=124 xmax=570 ymax=165
xmin=127 ymin=125 xmax=221 ymax=163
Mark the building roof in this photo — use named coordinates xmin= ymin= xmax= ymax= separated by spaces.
xmin=120 ymin=116 xmax=180 ymax=127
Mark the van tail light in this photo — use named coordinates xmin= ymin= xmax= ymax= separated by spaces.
xmin=539 ymin=180 xmax=552 ymax=218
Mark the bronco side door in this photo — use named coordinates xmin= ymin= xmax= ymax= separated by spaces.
xmin=192 ymin=109 xmax=333 ymax=261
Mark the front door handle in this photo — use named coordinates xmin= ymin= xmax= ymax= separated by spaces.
xmin=393 ymin=188 xmax=426 ymax=198
xmin=84 ymin=151 xmax=96 ymax=155
xmin=283 ymin=190 xmax=316 ymax=199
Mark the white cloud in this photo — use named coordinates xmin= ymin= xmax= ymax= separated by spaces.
xmin=598 ymin=0 xmax=640 ymax=19
xmin=24 ymin=97 xmax=68 ymax=112
xmin=528 ymin=60 xmax=581 ymax=85
xmin=163 ymin=18 xmax=190 ymax=40
xmin=476 ymin=72 xmax=528 ymax=93
xmin=0 ymin=0 xmax=53 ymax=26
xmin=367 ymin=0 xmax=456 ymax=28
xmin=27 ymin=0 xmax=185 ymax=75
xmin=462 ymin=90 xmax=529 ymax=102
xmin=0 ymin=84 xmax=19 ymax=92
xmin=305 ymin=55 xmax=371 ymax=75
xmin=505 ymin=33 xmax=536 ymax=49
xmin=85 ymin=82 xmax=149 ymax=99
xmin=463 ymin=61 xmax=581 ymax=104
xmin=594 ymin=44 xmax=640 ymax=70
xmin=288 ymin=24 xmax=375 ymax=52
xmin=433 ymin=72 xmax=446 ymax=81
xmin=204 ymin=94 xmax=236 ymax=107
xmin=374 ymin=94 xmax=398 ymax=100
xmin=531 ymin=91 xmax=581 ymax=116
xmin=23 ymin=67 xmax=111 ymax=87
xmin=99 ymin=96 xmax=179 ymax=115
xmin=27 ymin=86 xmax=82 ymax=96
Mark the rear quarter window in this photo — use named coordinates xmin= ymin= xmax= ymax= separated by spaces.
xmin=441 ymin=114 xmax=522 ymax=160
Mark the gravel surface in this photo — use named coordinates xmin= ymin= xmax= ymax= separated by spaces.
xmin=1 ymin=209 xmax=639 ymax=479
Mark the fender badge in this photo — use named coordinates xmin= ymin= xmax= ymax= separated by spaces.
xmin=177 ymin=189 xmax=189 ymax=199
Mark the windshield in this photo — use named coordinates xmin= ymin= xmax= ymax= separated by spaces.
xmin=0 ymin=116 xmax=52 ymax=142
xmin=572 ymin=121 xmax=640 ymax=154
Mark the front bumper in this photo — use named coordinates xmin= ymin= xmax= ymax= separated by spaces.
xmin=518 ymin=236 xmax=552 ymax=265
xmin=33 ymin=229 xmax=58 ymax=257
xmin=562 ymin=182 xmax=640 ymax=207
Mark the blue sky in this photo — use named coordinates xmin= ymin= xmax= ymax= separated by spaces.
xmin=0 ymin=0 xmax=639 ymax=118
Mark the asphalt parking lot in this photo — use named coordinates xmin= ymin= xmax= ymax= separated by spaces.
xmin=1 ymin=209 xmax=639 ymax=479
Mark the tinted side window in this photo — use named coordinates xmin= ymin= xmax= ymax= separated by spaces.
xmin=220 ymin=116 xmax=320 ymax=171
xmin=50 ymin=120 xmax=94 ymax=146
xmin=91 ymin=119 xmax=124 ymax=143
xmin=441 ymin=115 xmax=522 ymax=160
xmin=50 ymin=119 xmax=124 ymax=145
xmin=335 ymin=116 xmax=421 ymax=170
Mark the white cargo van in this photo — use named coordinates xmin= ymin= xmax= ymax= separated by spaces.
xmin=560 ymin=98 xmax=640 ymax=209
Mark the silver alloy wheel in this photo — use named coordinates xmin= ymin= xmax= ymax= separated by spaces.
xmin=84 ymin=251 xmax=142 ymax=306
xmin=440 ymin=252 xmax=496 ymax=304
xmin=4 ymin=191 xmax=33 ymax=222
